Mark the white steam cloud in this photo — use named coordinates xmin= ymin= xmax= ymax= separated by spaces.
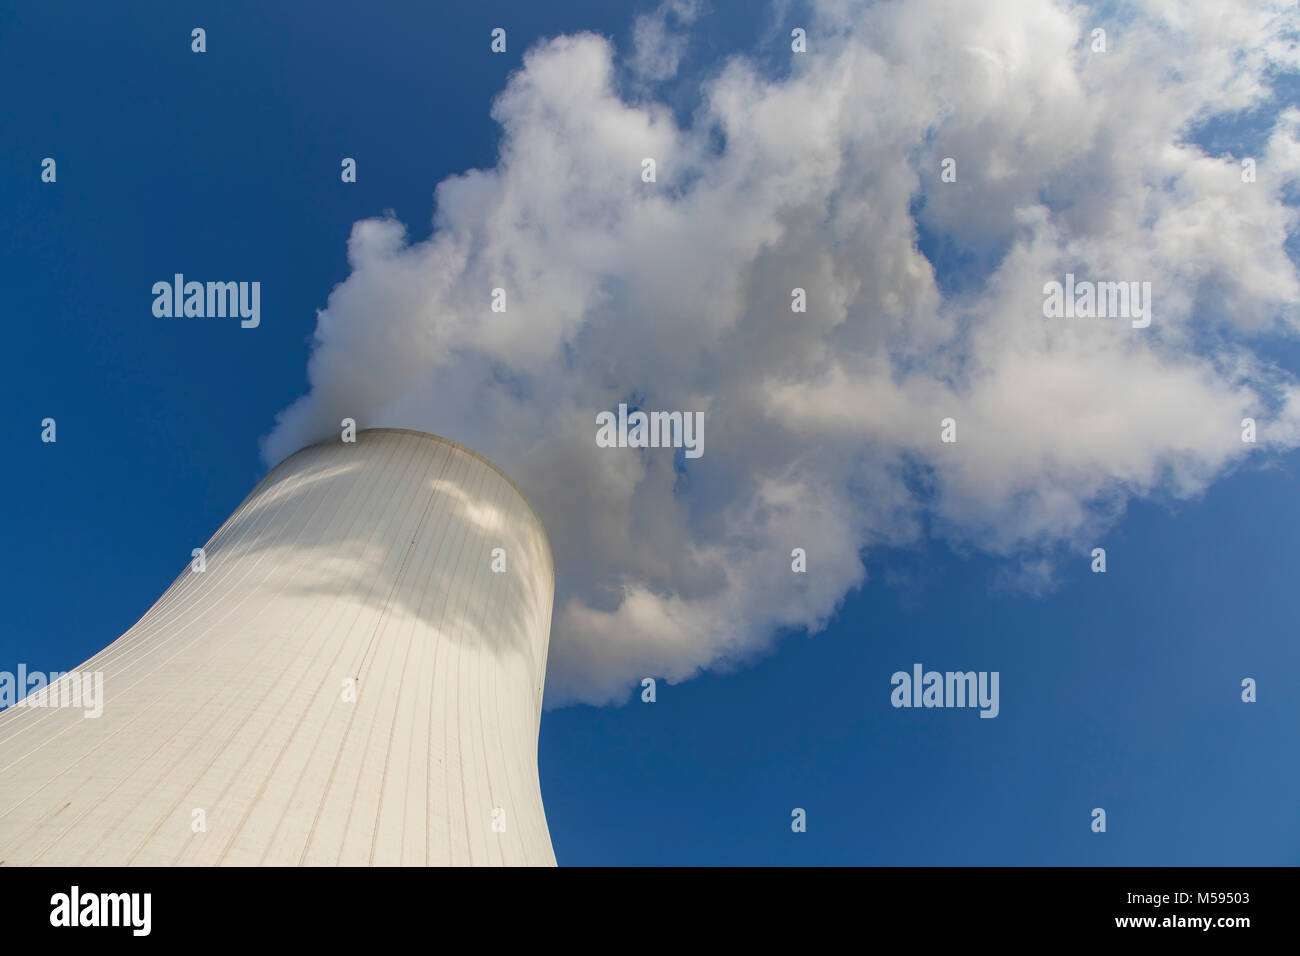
xmin=264 ymin=0 xmax=1300 ymax=706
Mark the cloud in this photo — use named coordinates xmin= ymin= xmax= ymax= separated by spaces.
xmin=264 ymin=0 xmax=1300 ymax=706
xmin=630 ymin=0 xmax=702 ymax=81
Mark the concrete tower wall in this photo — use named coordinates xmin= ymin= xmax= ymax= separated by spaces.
xmin=0 ymin=429 xmax=556 ymax=866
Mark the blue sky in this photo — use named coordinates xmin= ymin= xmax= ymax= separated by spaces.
xmin=2 ymin=0 xmax=1298 ymax=864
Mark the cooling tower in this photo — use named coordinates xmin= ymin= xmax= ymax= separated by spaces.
xmin=0 ymin=428 xmax=557 ymax=866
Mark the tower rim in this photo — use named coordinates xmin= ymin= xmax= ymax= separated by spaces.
xmin=292 ymin=427 xmax=555 ymax=578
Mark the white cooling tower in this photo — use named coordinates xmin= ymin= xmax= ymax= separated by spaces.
xmin=0 ymin=428 xmax=557 ymax=866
